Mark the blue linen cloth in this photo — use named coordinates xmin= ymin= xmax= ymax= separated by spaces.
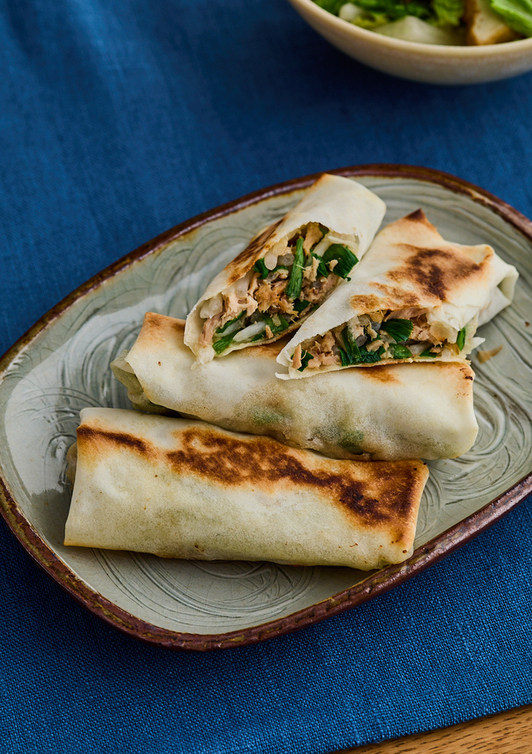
xmin=1 ymin=1 xmax=531 ymax=752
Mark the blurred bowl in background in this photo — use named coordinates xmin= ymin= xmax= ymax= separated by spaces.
xmin=287 ymin=0 xmax=532 ymax=84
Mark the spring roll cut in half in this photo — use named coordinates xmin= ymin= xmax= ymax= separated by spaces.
xmin=64 ymin=408 xmax=429 ymax=570
xmin=111 ymin=313 xmax=479 ymax=461
xmin=276 ymin=210 xmax=518 ymax=379
xmin=184 ymin=174 xmax=386 ymax=364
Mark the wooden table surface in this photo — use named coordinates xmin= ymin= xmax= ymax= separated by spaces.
xmin=337 ymin=704 xmax=532 ymax=753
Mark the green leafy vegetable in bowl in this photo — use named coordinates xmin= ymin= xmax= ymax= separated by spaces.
xmin=490 ymin=0 xmax=532 ymax=36
xmin=313 ymin=0 xmax=527 ymax=44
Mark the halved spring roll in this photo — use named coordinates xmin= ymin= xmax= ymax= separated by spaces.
xmin=184 ymin=174 xmax=386 ymax=364
xmin=64 ymin=408 xmax=429 ymax=570
xmin=276 ymin=210 xmax=518 ymax=378
xmin=111 ymin=313 xmax=479 ymax=461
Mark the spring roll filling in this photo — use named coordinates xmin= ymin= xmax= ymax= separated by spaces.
xmin=198 ymin=223 xmax=359 ymax=354
xmin=292 ymin=310 xmax=480 ymax=372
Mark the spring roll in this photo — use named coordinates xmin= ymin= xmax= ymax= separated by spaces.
xmin=64 ymin=408 xmax=428 ymax=570
xmin=276 ymin=210 xmax=518 ymax=379
xmin=111 ymin=313 xmax=478 ymax=461
xmin=184 ymin=174 xmax=386 ymax=364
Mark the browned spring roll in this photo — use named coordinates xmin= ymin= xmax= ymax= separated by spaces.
xmin=64 ymin=408 xmax=429 ymax=570
xmin=184 ymin=174 xmax=386 ymax=363
xmin=111 ymin=313 xmax=479 ymax=462
xmin=277 ymin=210 xmax=518 ymax=378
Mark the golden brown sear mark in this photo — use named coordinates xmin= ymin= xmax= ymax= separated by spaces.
xmin=405 ymin=209 xmax=426 ymax=223
xmin=460 ymin=365 xmax=475 ymax=387
xmin=138 ymin=312 xmax=185 ymax=349
xmin=170 ymin=318 xmax=185 ymax=335
xmin=77 ymin=426 xmax=150 ymax=455
xmin=226 ymin=219 xmax=284 ymax=285
xmin=366 ymin=283 xmax=421 ymax=308
xmin=356 ymin=365 xmax=399 ymax=383
xmin=78 ymin=424 xmax=424 ymax=528
xmin=348 ymin=293 xmax=383 ymax=311
xmin=167 ymin=427 xmax=422 ymax=525
xmin=390 ymin=245 xmax=485 ymax=301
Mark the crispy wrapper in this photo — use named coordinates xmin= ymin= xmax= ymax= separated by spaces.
xmin=277 ymin=210 xmax=518 ymax=378
xmin=184 ymin=174 xmax=386 ymax=363
xmin=64 ymin=408 xmax=428 ymax=570
xmin=111 ymin=313 xmax=478 ymax=461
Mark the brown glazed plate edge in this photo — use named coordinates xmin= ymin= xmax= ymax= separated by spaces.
xmin=1 ymin=164 xmax=531 ymax=651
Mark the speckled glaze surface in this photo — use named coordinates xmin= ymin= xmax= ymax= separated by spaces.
xmin=287 ymin=0 xmax=532 ymax=85
xmin=0 ymin=166 xmax=531 ymax=650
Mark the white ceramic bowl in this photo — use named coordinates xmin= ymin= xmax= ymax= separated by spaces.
xmin=287 ymin=0 xmax=532 ymax=84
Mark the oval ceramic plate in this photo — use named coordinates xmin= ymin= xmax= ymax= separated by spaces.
xmin=1 ymin=166 xmax=531 ymax=651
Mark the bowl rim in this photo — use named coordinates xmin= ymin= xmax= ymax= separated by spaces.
xmin=1 ymin=163 xmax=532 ymax=651
xmin=288 ymin=0 xmax=532 ymax=55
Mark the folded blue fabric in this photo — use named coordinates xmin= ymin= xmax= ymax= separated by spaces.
xmin=1 ymin=1 xmax=531 ymax=752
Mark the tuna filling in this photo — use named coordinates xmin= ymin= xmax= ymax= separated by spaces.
xmin=198 ymin=223 xmax=358 ymax=354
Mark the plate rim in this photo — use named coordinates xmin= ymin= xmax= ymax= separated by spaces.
xmin=1 ymin=163 xmax=532 ymax=651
